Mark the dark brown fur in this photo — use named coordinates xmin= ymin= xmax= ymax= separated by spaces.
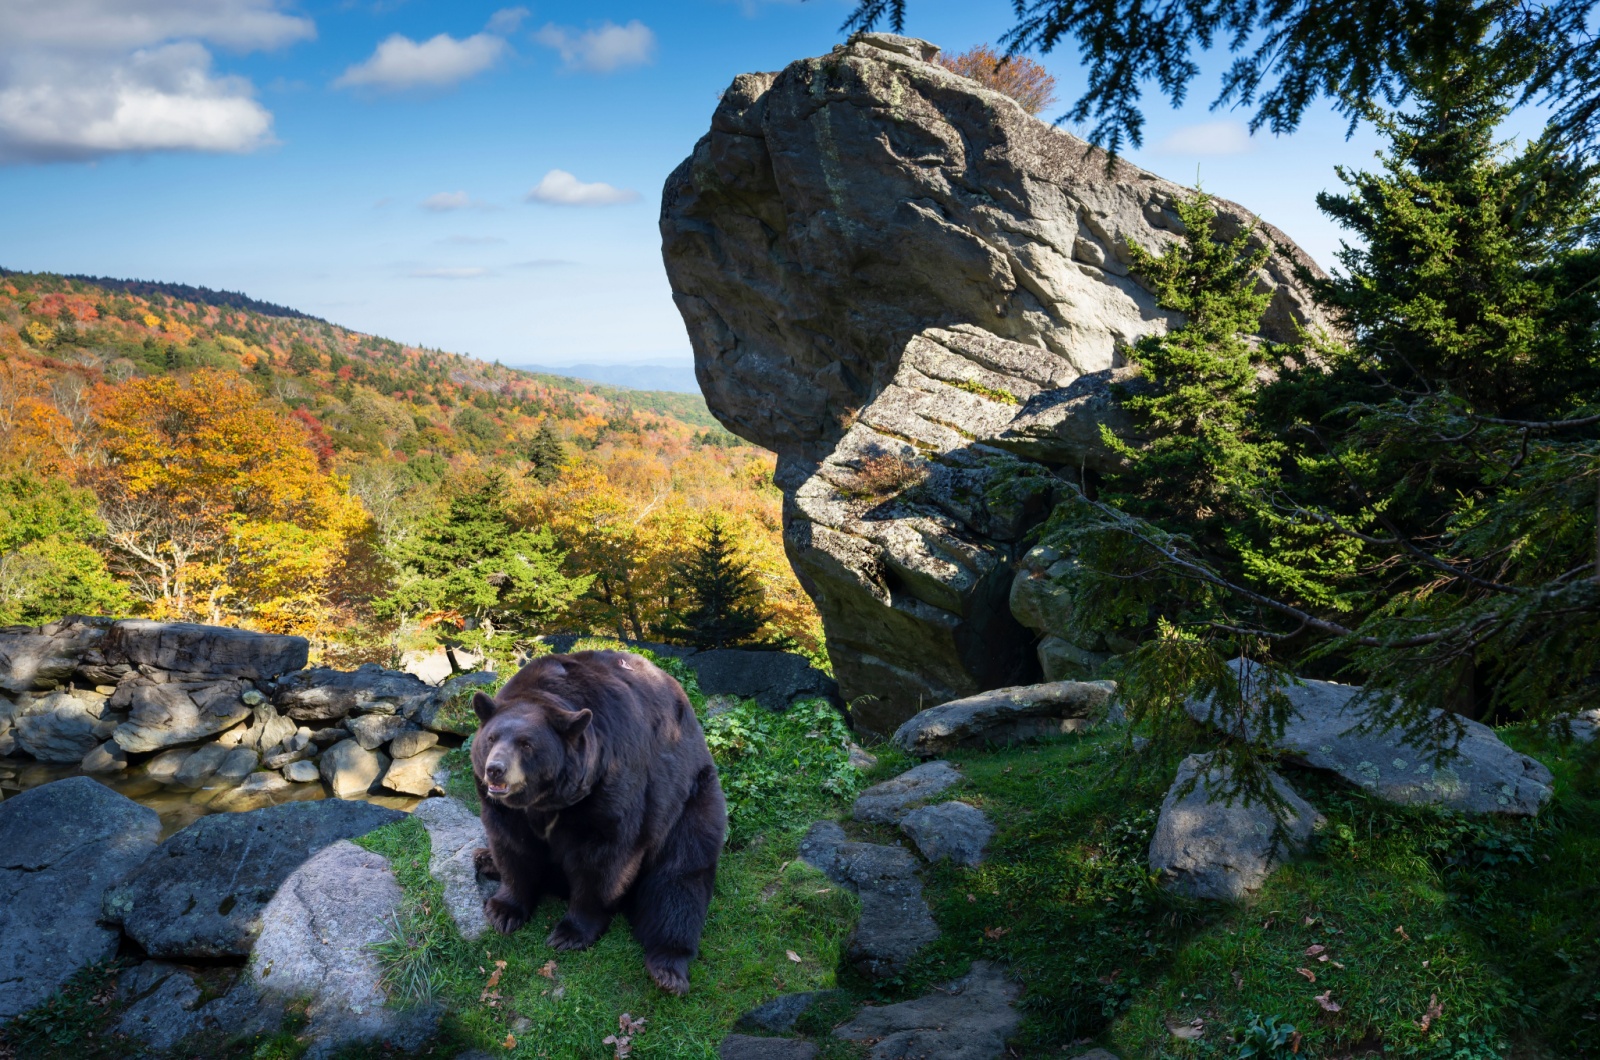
xmin=469 ymin=650 xmax=727 ymax=995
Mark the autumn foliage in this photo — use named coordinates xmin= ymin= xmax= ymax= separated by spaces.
xmin=938 ymin=44 xmax=1058 ymax=116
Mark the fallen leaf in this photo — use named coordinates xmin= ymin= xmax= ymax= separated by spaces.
xmin=1314 ymin=990 xmax=1342 ymax=1013
xmin=1304 ymin=944 xmax=1327 ymax=958
xmin=786 ymin=950 xmax=802 ymax=963
xmin=503 ymin=1033 xmax=517 ymax=1049
xmin=1296 ymin=967 xmax=1316 ymax=982
xmin=1394 ymin=925 xmax=1411 ymax=942
xmin=1418 ymin=993 xmax=1443 ymax=1032
xmin=1330 ymin=960 xmax=1346 ymax=970
xmin=983 ymin=926 xmax=1010 ymax=940
xmin=966 ymin=893 xmax=977 ymax=903
xmin=1231 ymin=970 xmax=1243 ymax=990
xmin=1166 ymin=1017 xmax=1204 ymax=1041
xmin=619 ymin=1013 xmax=647 ymax=1034
xmin=486 ymin=960 xmax=506 ymax=989
xmin=1290 ymin=1030 xmax=1303 ymax=1052
xmin=537 ymin=960 xmax=557 ymax=979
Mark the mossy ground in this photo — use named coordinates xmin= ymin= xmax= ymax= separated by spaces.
xmin=3 ymin=656 xmax=1596 ymax=1059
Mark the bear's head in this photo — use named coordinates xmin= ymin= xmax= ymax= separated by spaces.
xmin=470 ymin=689 xmax=594 ymax=811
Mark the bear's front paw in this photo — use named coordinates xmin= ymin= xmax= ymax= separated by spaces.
xmin=473 ymin=847 xmax=502 ymax=880
xmin=646 ymin=954 xmax=690 ymax=996
xmin=484 ymin=893 xmax=529 ymax=935
xmin=546 ymin=914 xmax=605 ymax=952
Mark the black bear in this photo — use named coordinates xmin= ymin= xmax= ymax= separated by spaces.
xmin=470 ymin=650 xmax=727 ymax=995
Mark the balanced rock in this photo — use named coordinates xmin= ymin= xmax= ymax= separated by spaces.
xmin=411 ymin=796 xmax=495 ymax=940
xmin=111 ymin=676 xmax=251 ymax=753
xmin=899 ymin=801 xmax=994 ymax=866
xmin=104 ymin=798 xmax=403 ymax=959
xmin=892 ymin=681 xmax=1116 ymax=758
xmin=0 ymin=778 xmax=160 ymax=1021
xmin=1188 ymin=658 xmax=1554 ymax=815
xmin=274 ymin=664 xmax=437 ymax=723
xmin=834 ymin=960 xmax=1020 ymax=1060
xmin=661 ymin=34 xmax=1330 ymax=733
xmin=381 ymin=745 xmax=448 ymax=796
xmin=1148 ymin=752 xmax=1322 ymax=901
xmin=320 ymin=738 xmax=387 ymax=798
xmin=852 ymin=761 xmax=963 ymax=824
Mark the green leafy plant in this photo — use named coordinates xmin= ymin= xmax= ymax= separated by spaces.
xmin=1236 ymin=1013 xmax=1299 ymax=1058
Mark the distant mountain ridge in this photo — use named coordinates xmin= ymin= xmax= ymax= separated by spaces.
xmin=0 ymin=267 xmax=323 ymax=322
xmin=516 ymin=362 xmax=701 ymax=395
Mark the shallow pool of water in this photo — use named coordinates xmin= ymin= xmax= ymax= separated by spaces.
xmin=0 ymin=755 xmax=422 ymax=838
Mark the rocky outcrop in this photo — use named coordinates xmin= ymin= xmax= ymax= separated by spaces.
xmin=661 ymin=33 xmax=1332 ymax=733
xmin=111 ymin=675 xmax=252 ymax=753
xmin=1148 ymin=753 xmax=1322 ymax=901
xmin=0 ymin=778 xmax=160 ymax=1021
xmin=1189 ymin=658 xmax=1554 ymax=815
xmin=274 ymin=663 xmax=437 ymax=722
xmin=891 ymin=680 xmax=1116 ymax=757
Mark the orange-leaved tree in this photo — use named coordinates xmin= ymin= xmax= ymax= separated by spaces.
xmin=88 ymin=368 xmax=369 ymax=635
xmin=938 ymin=44 xmax=1057 ymax=116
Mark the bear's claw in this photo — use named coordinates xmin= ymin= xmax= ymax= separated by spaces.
xmin=646 ymin=955 xmax=690 ymax=996
xmin=473 ymin=847 xmax=501 ymax=880
xmin=546 ymin=915 xmax=604 ymax=951
xmin=484 ymin=894 xmax=529 ymax=935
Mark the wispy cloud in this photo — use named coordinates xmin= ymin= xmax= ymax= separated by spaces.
xmin=438 ymin=234 xmax=507 ymax=245
xmin=525 ymin=169 xmax=638 ymax=206
xmin=1153 ymin=120 xmax=1254 ymax=156
xmin=421 ymin=190 xmax=494 ymax=211
xmin=510 ymin=258 xmax=575 ymax=268
xmin=409 ymin=266 xmax=489 ymax=278
xmin=533 ymin=20 xmax=655 ymax=73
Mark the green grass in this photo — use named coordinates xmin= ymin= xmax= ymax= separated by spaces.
xmin=950 ymin=379 xmax=1021 ymax=404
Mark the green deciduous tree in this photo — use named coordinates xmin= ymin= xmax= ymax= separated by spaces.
xmin=0 ymin=474 xmax=130 ymax=625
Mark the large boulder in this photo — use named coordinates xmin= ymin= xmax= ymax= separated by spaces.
xmin=103 ymin=799 xmax=404 ymax=959
xmin=0 ymin=777 xmax=160 ymax=1021
xmin=0 ymin=616 xmax=112 ymax=693
xmin=274 ymin=664 xmax=438 ymax=723
xmin=1189 ymin=658 xmax=1554 ymax=815
xmin=682 ymin=649 xmax=838 ymax=711
xmin=661 ymin=34 xmax=1331 ymax=733
xmin=321 ymin=739 xmax=389 ymax=797
xmin=98 ymin=619 xmax=308 ymax=681
xmin=11 ymin=688 xmax=115 ymax=761
xmin=1148 ymin=753 xmax=1322 ymax=901
xmin=891 ymin=680 xmax=1116 ymax=758
xmin=111 ymin=676 xmax=252 ymax=753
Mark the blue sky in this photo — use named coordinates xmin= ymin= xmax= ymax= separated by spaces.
xmin=0 ymin=0 xmax=1408 ymax=366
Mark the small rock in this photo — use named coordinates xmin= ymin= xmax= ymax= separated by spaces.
xmin=437 ymin=670 xmax=498 ymax=700
xmin=1148 ymin=752 xmax=1322 ymax=901
xmin=899 ymin=801 xmax=993 ymax=866
xmin=411 ymin=797 xmax=495 ymax=939
xmin=834 ymin=960 xmax=1020 ymax=1059
xmin=284 ymin=759 xmax=321 ymax=784
xmin=389 ymin=729 xmax=439 ymax=759
xmin=117 ymin=960 xmax=180 ymax=1002
xmin=172 ymin=742 xmax=231 ymax=787
xmin=212 ymin=747 xmax=260 ymax=786
xmin=216 ymin=724 xmax=246 ymax=748
xmin=320 ymin=739 xmax=387 ymax=798
xmin=347 ymin=713 xmax=412 ymax=751
xmin=220 ymin=771 xmax=290 ymax=804
xmin=310 ymin=726 xmax=347 ymax=747
xmin=738 ymin=991 xmax=841 ymax=1034
xmin=380 ymin=746 xmax=448 ymax=796
xmin=847 ymin=743 xmax=878 ymax=770
xmin=144 ymin=746 xmax=193 ymax=778
xmin=236 ymin=702 xmax=296 ymax=753
xmin=81 ymin=739 xmax=129 ymax=774
xmin=115 ymin=969 xmax=202 ymax=1051
xmin=852 ymin=761 xmax=963 ymax=824
xmin=262 ymin=738 xmax=310 ymax=770
xmin=719 ymin=1035 xmax=818 ymax=1060
xmin=241 ymin=688 xmax=267 ymax=707
xmin=796 ymin=820 xmax=847 ymax=876
xmin=891 ymin=681 xmax=1116 ymax=758
xmin=704 ymin=693 xmax=742 ymax=717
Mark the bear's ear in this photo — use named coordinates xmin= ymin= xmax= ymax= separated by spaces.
xmin=549 ymin=707 xmax=592 ymax=741
xmin=472 ymin=692 xmax=498 ymax=723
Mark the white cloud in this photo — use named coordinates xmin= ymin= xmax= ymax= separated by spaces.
xmin=410 ymin=267 xmax=489 ymax=278
xmin=336 ymin=31 xmax=508 ymax=91
xmin=0 ymin=0 xmax=310 ymax=163
xmin=1154 ymin=120 xmax=1254 ymax=156
xmin=533 ymin=20 xmax=655 ymax=73
xmin=525 ymin=169 xmax=639 ymax=206
xmin=422 ymin=191 xmax=472 ymax=211
xmin=486 ymin=7 xmax=530 ymax=35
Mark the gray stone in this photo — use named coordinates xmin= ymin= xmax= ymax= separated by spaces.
xmin=235 ymin=701 xmax=297 ymax=753
xmin=115 ymin=969 xmax=203 ymax=1051
xmin=401 ymin=647 xmax=454 ymax=686
xmin=111 ymin=676 xmax=251 ymax=753
xmin=684 ymin=650 xmax=838 ymax=711
xmin=262 ymin=731 xmax=312 ymax=769
xmin=0 ymin=777 xmax=160 ymax=1021
xmin=285 ymin=759 xmax=321 ymax=783
xmin=1558 ymin=709 xmax=1600 ymax=743
xmin=347 ymin=712 xmax=412 ymax=750
xmin=117 ymin=960 xmax=181 ymax=1002
xmin=381 ymin=745 xmax=449 ymax=796
xmin=834 ymin=959 xmax=1020 ymax=1060
xmin=720 ymin=1035 xmax=818 ymax=1060
xmin=389 ymin=728 xmax=440 ymax=759
xmin=802 ymin=828 xmax=940 ymax=978
xmin=81 ymin=739 xmax=128 ymax=773
xmin=1037 ymin=636 xmax=1111 ymax=682
xmin=412 ymin=796 xmax=495 ymax=940
xmin=99 ymin=619 xmax=308 ymax=681
xmin=274 ymin=664 xmax=438 ymax=722
xmin=144 ymin=746 xmax=193 ymax=778
xmin=249 ymin=840 xmax=437 ymax=1058
xmin=241 ymin=687 xmax=268 ymax=707
xmin=309 ymin=725 xmax=348 ymax=747
xmin=892 ymin=681 xmax=1116 ymax=758
xmin=899 ymin=801 xmax=994 ymax=866
xmin=437 ymin=669 xmax=498 ymax=701
xmin=1188 ymin=658 xmax=1555 ymax=815
xmin=12 ymin=689 xmax=107 ymax=761
xmin=1148 ymin=753 xmax=1322 ymax=901
xmin=848 ymin=743 xmax=878 ymax=770
xmin=797 ymin=820 xmax=848 ymax=876
xmin=172 ymin=741 xmax=231 ymax=787
xmin=0 ymin=616 xmax=111 ymax=693
xmin=662 ymin=35 xmax=1331 ymax=733
xmin=104 ymin=798 xmax=404 ymax=958
xmin=991 ymin=368 xmax=1150 ymax=473
xmin=321 ymin=738 xmax=387 ymax=797
xmin=213 ymin=770 xmax=291 ymax=811
xmin=853 ymin=761 xmax=964 ymax=824
xmin=738 ymin=991 xmax=842 ymax=1034
xmin=213 ymin=746 xmax=260 ymax=785
xmin=1070 ymin=1051 xmax=1122 ymax=1059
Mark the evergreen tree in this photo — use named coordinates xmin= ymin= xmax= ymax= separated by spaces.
xmin=524 ymin=423 xmax=567 ymax=484
xmin=665 ymin=517 xmax=775 ymax=650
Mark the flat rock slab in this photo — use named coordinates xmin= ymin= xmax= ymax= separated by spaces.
xmin=274 ymin=664 xmax=438 ymax=723
xmin=853 ymin=761 xmax=963 ymax=823
xmin=738 ymin=991 xmax=843 ymax=1034
xmin=115 ymin=969 xmax=204 ymax=1052
xmin=1148 ymin=753 xmax=1321 ymax=901
xmin=250 ymin=840 xmax=437 ymax=1059
xmin=105 ymin=798 xmax=404 ymax=958
xmin=720 ymin=1035 xmax=819 ymax=1060
xmin=799 ymin=822 xmax=940 ymax=978
xmin=103 ymin=620 xmax=308 ymax=681
xmin=835 ymin=960 xmax=1020 ymax=1059
xmin=0 ymin=777 xmax=160 ymax=1021
xmin=1189 ymin=658 xmax=1553 ymax=815
xmin=900 ymin=801 xmax=994 ymax=866
xmin=412 ymin=796 xmax=495 ymax=940
xmin=892 ymin=681 xmax=1116 ymax=758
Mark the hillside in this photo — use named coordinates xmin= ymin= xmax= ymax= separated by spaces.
xmin=0 ymin=269 xmax=816 ymax=657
